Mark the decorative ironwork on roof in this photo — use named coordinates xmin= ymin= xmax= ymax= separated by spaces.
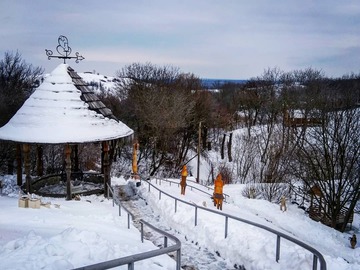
xmin=45 ymin=35 xmax=84 ymax=64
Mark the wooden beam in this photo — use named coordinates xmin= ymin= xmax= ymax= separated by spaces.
xmin=16 ymin=144 xmax=22 ymax=186
xmin=65 ymin=144 xmax=72 ymax=200
xmin=22 ymin=144 xmax=31 ymax=193
xmin=36 ymin=145 xmax=44 ymax=177
xmin=102 ymin=141 xmax=110 ymax=197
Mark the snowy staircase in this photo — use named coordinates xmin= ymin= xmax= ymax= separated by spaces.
xmin=114 ymin=183 xmax=245 ymax=270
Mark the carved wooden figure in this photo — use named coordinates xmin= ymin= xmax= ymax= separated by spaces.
xmin=180 ymin=165 xmax=188 ymax=195
xmin=280 ymin=196 xmax=287 ymax=212
xmin=350 ymin=234 xmax=357 ymax=249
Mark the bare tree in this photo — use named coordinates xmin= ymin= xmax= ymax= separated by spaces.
xmin=233 ymin=134 xmax=257 ymax=184
xmin=292 ymin=107 xmax=360 ymax=231
xmin=0 ymin=51 xmax=43 ymax=126
xmin=115 ymin=63 xmax=200 ymax=176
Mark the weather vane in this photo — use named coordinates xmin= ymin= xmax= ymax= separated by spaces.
xmin=45 ymin=35 xmax=84 ymax=64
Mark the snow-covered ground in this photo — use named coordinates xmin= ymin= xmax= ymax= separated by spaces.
xmin=0 ymin=175 xmax=175 ymax=270
xmin=0 ymin=174 xmax=359 ymax=270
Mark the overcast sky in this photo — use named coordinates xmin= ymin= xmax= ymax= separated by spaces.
xmin=1 ymin=0 xmax=359 ymax=79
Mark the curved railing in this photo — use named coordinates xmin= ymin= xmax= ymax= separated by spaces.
xmin=144 ymin=177 xmax=327 ymax=270
xmin=73 ymin=184 xmax=181 ymax=270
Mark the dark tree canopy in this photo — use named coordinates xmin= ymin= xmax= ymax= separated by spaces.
xmin=0 ymin=51 xmax=43 ymax=127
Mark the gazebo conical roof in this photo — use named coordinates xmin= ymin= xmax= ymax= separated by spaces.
xmin=0 ymin=64 xmax=133 ymax=144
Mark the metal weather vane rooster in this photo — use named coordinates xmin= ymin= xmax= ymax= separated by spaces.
xmin=45 ymin=35 xmax=84 ymax=64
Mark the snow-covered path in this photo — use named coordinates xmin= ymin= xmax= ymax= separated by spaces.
xmin=115 ymin=183 xmax=242 ymax=270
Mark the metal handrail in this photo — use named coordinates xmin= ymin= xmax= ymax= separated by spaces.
xmin=144 ymin=178 xmax=327 ymax=270
xmin=108 ymin=184 xmax=134 ymax=229
xmin=73 ymin=184 xmax=181 ymax=270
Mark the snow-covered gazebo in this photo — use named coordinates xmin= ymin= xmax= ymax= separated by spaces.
xmin=0 ymin=63 xmax=133 ymax=199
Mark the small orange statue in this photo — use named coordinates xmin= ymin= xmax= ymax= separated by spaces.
xmin=180 ymin=165 xmax=188 ymax=195
xmin=132 ymin=141 xmax=140 ymax=180
xmin=213 ymin=173 xmax=224 ymax=210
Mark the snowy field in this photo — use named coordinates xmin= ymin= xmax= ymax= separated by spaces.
xmin=0 ymin=174 xmax=359 ymax=270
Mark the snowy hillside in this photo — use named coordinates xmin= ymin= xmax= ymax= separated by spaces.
xmin=78 ymin=71 xmax=118 ymax=95
xmin=0 ymin=174 xmax=359 ymax=269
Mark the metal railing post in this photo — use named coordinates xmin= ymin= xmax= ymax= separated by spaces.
xmin=175 ymin=199 xmax=177 ymax=213
xmin=164 ymin=236 xmax=168 ymax=248
xmin=195 ymin=206 xmax=198 ymax=226
xmin=276 ymin=235 xmax=281 ymax=262
xmin=159 ymin=190 xmax=161 ymax=200
xmin=225 ymin=216 xmax=228 ymax=239
xmin=141 ymin=222 xmax=144 ymax=243
xmin=176 ymin=249 xmax=181 ymax=270
xmin=128 ymin=213 xmax=130 ymax=229
xmin=128 ymin=262 xmax=134 ymax=270
xmin=313 ymin=255 xmax=318 ymax=270
xmin=119 ymin=204 xmax=121 ymax=216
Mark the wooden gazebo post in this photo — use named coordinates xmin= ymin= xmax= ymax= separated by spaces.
xmin=73 ymin=145 xmax=80 ymax=172
xmin=36 ymin=145 xmax=44 ymax=177
xmin=102 ymin=141 xmax=110 ymax=198
xmin=23 ymin=144 xmax=31 ymax=193
xmin=16 ymin=144 xmax=22 ymax=186
xmin=65 ymin=144 xmax=72 ymax=200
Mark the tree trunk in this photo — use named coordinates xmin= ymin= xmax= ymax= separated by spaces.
xmin=227 ymin=132 xmax=233 ymax=162
xmin=340 ymin=188 xmax=360 ymax=232
xmin=221 ymin=134 xmax=226 ymax=160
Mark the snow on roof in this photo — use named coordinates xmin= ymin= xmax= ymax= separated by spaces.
xmin=0 ymin=64 xmax=133 ymax=144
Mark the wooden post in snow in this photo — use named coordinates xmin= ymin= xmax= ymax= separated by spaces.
xmin=65 ymin=144 xmax=72 ymax=200
xmin=102 ymin=141 xmax=110 ymax=197
xmin=36 ymin=145 xmax=43 ymax=177
xmin=73 ymin=144 xmax=79 ymax=173
xmin=23 ymin=144 xmax=31 ymax=193
xmin=16 ymin=144 xmax=22 ymax=186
